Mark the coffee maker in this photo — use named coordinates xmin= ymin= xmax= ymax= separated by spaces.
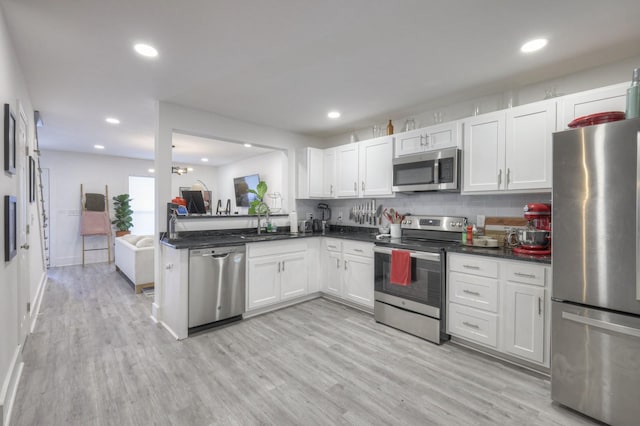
xmin=512 ymin=203 xmax=551 ymax=256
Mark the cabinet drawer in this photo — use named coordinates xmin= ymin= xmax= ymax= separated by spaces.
xmin=449 ymin=254 xmax=498 ymax=278
xmin=505 ymin=262 xmax=546 ymax=286
xmin=323 ymin=238 xmax=342 ymax=253
xmin=247 ymin=240 xmax=308 ymax=258
xmin=448 ymin=303 xmax=498 ymax=348
xmin=449 ymin=272 xmax=498 ymax=313
xmin=342 ymin=241 xmax=373 ymax=257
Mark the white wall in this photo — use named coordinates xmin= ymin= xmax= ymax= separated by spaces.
xmin=216 ymin=150 xmax=287 ymax=214
xmin=170 ymin=164 xmax=218 ymax=204
xmin=40 ymin=150 xmax=156 ymax=266
xmin=0 ymin=6 xmax=46 ymax=425
xmin=325 ymin=54 xmax=640 ymax=147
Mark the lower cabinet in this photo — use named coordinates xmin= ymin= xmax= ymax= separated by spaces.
xmin=447 ymin=253 xmax=550 ymax=367
xmin=321 ymin=238 xmax=374 ymax=309
xmin=247 ymin=241 xmax=309 ymax=311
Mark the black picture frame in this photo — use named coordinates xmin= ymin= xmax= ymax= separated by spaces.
xmin=5 ymin=195 xmax=17 ymax=261
xmin=29 ymin=156 xmax=36 ymax=203
xmin=4 ymin=104 xmax=16 ymax=175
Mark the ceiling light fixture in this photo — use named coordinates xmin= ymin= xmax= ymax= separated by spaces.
xmin=134 ymin=43 xmax=158 ymax=58
xmin=148 ymin=168 xmax=155 ymax=173
xmin=244 ymin=143 xmax=252 ymax=148
xmin=520 ymin=38 xmax=548 ymax=53
xmin=105 ymin=117 xmax=120 ymax=124
xmin=94 ymin=144 xmax=105 ymax=150
xmin=327 ymin=111 xmax=341 ymax=119
xmin=201 ymin=158 xmax=208 ymax=162
xmin=187 ymin=167 xmax=194 ymax=172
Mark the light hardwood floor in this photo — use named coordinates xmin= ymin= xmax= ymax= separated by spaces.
xmin=11 ymin=263 xmax=599 ymax=426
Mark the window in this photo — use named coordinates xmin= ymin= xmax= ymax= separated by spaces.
xmin=129 ymin=176 xmax=155 ymax=235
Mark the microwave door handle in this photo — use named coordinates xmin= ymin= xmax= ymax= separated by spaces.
xmin=433 ymin=161 xmax=439 ymax=184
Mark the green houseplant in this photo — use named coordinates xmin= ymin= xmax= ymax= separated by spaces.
xmin=112 ymin=193 xmax=133 ymax=236
xmin=248 ymin=181 xmax=270 ymax=232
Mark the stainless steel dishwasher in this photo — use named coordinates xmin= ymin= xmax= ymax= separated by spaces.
xmin=188 ymin=245 xmax=245 ymax=329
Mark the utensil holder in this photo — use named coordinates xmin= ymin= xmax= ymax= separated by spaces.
xmin=389 ymin=224 xmax=401 ymax=238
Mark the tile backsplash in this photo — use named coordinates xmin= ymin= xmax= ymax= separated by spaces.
xmin=295 ymin=192 xmax=551 ymax=227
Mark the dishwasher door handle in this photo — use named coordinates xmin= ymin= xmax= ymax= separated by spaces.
xmin=202 ymin=253 xmax=230 ymax=259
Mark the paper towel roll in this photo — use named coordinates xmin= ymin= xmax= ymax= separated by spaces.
xmin=289 ymin=211 xmax=298 ymax=233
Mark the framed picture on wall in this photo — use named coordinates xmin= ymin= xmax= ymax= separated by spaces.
xmin=4 ymin=104 xmax=16 ymax=175
xmin=29 ymin=156 xmax=36 ymax=203
xmin=5 ymin=195 xmax=17 ymax=261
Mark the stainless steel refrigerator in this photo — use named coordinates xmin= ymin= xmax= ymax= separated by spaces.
xmin=552 ymin=117 xmax=640 ymax=426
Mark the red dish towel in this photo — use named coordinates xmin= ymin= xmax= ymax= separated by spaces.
xmin=390 ymin=250 xmax=411 ymax=286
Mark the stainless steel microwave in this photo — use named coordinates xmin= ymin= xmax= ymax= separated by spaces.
xmin=392 ymin=148 xmax=461 ymax=192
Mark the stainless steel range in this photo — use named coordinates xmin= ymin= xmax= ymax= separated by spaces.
xmin=373 ymin=215 xmax=466 ymax=344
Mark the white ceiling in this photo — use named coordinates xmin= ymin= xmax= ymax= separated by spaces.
xmin=3 ymin=0 xmax=640 ymax=162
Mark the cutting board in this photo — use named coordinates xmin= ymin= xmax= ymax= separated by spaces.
xmin=482 ymin=217 xmax=528 ymax=247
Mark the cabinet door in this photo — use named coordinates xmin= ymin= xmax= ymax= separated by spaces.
xmin=359 ymin=136 xmax=393 ymax=197
xmin=427 ymin=121 xmax=460 ymax=150
xmin=394 ymin=128 xmax=426 ymax=157
xmin=462 ymin=112 xmax=506 ymax=192
xmin=343 ymin=253 xmax=374 ymax=308
xmin=505 ymin=100 xmax=555 ymax=191
xmin=560 ymin=83 xmax=628 ymax=129
xmin=503 ymin=282 xmax=545 ymax=363
xmin=336 ymin=143 xmax=359 ymax=197
xmin=323 ymin=250 xmax=342 ymax=297
xmin=247 ymin=256 xmax=280 ymax=310
xmin=307 ymin=148 xmax=324 ymax=198
xmin=322 ymin=148 xmax=337 ymax=198
xmin=280 ymin=252 xmax=308 ymax=301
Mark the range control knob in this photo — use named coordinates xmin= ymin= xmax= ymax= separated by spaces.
xmin=405 ymin=220 xmax=412 ymax=225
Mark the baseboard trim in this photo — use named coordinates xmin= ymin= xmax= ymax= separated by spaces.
xmin=151 ymin=302 xmax=160 ymax=323
xmin=243 ymin=293 xmax=322 ymax=319
xmin=0 ymin=346 xmax=24 ymax=426
xmin=159 ymin=321 xmax=182 ymax=340
xmin=320 ymin=294 xmax=374 ymax=315
xmin=29 ymin=272 xmax=48 ymax=334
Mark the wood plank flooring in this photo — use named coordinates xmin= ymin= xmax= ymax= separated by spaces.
xmin=11 ymin=263 xmax=599 ymax=425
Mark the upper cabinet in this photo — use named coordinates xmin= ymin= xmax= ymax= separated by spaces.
xmin=394 ymin=121 xmax=460 ymax=157
xmin=322 ymin=148 xmax=337 ymax=198
xmin=297 ymin=147 xmax=325 ymax=199
xmin=463 ymin=100 xmax=556 ymax=193
xmin=336 ymin=136 xmax=394 ymax=198
xmin=559 ymin=82 xmax=627 ymax=129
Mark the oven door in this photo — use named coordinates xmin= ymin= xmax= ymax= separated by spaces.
xmin=373 ymin=246 xmax=443 ymax=318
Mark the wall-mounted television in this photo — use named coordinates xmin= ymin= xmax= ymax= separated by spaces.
xmin=234 ymin=174 xmax=260 ymax=207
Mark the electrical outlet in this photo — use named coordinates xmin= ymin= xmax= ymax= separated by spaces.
xmin=306 ymin=213 xmax=313 ymax=220
xmin=337 ymin=210 xmax=343 ymax=222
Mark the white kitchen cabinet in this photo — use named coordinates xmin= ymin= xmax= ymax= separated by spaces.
xmin=280 ymin=252 xmax=309 ymax=301
xmin=336 ymin=143 xmax=360 ymax=197
xmin=463 ymin=100 xmax=556 ymax=193
xmin=336 ymin=136 xmax=393 ymax=198
xmin=322 ymin=148 xmax=337 ymax=198
xmin=296 ymin=147 xmax=325 ymax=199
xmin=503 ymin=282 xmax=545 ymax=363
xmin=343 ymin=252 xmax=374 ymax=307
xmin=359 ymin=136 xmax=393 ymax=197
xmin=320 ymin=238 xmax=374 ymax=309
xmin=447 ymin=252 xmax=551 ymax=368
xmin=247 ymin=241 xmax=309 ymax=311
xmin=559 ymin=82 xmax=628 ymax=129
xmin=394 ymin=121 xmax=460 ymax=157
xmin=247 ymin=256 xmax=281 ymax=309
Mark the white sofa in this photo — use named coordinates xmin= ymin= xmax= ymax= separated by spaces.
xmin=114 ymin=234 xmax=155 ymax=293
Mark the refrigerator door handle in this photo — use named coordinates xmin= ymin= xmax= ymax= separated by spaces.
xmin=562 ymin=311 xmax=640 ymax=338
xmin=637 ymin=132 xmax=640 ymax=301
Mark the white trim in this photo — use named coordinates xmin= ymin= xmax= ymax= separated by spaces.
xmin=29 ymin=272 xmax=48 ymax=333
xmin=0 ymin=347 xmax=24 ymax=426
xmin=159 ymin=321 xmax=182 ymax=340
xmin=151 ymin=302 xmax=160 ymax=323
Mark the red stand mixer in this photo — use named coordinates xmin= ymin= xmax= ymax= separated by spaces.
xmin=511 ymin=203 xmax=551 ymax=256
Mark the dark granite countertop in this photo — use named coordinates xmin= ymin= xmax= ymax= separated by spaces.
xmin=161 ymin=227 xmax=550 ymax=264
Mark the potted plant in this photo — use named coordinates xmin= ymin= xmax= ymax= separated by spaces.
xmin=248 ymin=181 xmax=271 ymax=233
xmin=112 ymin=193 xmax=133 ymax=236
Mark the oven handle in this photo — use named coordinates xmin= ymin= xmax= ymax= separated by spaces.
xmin=373 ymin=246 xmax=440 ymax=262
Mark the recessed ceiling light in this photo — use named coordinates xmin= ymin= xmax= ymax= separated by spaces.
xmin=521 ymin=38 xmax=548 ymax=53
xmin=148 ymin=168 xmax=155 ymax=173
xmin=94 ymin=144 xmax=105 ymax=150
xmin=328 ymin=111 xmax=341 ymax=119
xmin=187 ymin=167 xmax=194 ymax=172
xmin=134 ymin=43 xmax=158 ymax=58
xmin=105 ymin=117 xmax=120 ymax=124
xmin=244 ymin=143 xmax=252 ymax=148
xmin=201 ymin=158 xmax=208 ymax=162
